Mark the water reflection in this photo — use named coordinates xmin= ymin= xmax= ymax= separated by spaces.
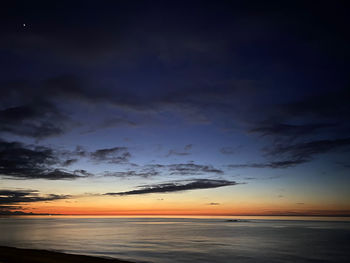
xmin=0 ymin=216 xmax=349 ymax=263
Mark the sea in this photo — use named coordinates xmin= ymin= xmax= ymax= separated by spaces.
xmin=0 ymin=216 xmax=349 ymax=263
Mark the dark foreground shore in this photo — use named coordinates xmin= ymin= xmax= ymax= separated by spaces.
xmin=0 ymin=246 xmax=134 ymax=263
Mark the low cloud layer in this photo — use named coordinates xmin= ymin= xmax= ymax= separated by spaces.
xmin=0 ymin=189 xmax=70 ymax=205
xmin=105 ymin=179 xmax=238 ymax=196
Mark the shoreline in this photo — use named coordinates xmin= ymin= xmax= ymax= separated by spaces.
xmin=0 ymin=246 xmax=135 ymax=263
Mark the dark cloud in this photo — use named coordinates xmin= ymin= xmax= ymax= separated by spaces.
xmin=243 ymin=175 xmax=281 ymax=180
xmin=73 ymin=146 xmax=88 ymax=157
xmin=91 ymin=147 xmax=131 ymax=164
xmin=168 ymin=163 xmax=223 ymax=175
xmin=0 ymin=189 xmax=70 ymax=205
xmin=282 ymin=87 xmax=350 ymax=121
xmin=0 ymin=206 xmax=37 ymax=215
xmin=105 ymin=179 xmax=238 ymax=196
xmin=245 ymin=87 xmax=350 ymax=167
xmin=99 ymin=118 xmax=138 ymax=128
xmin=166 ymin=150 xmax=190 ymax=157
xmin=0 ymin=102 xmax=68 ymax=139
xmin=143 ymin=163 xmax=224 ymax=176
xmin=266 ymin=138 xmax=350 ymax=160
xmin=336 ymin=162 xmax=350 ymax=169
xmin=102 ymin=162 xmax=224 ymax=178
xmin=83 ymin=118 xmax=138 ymax=134
xmin=207 ymin=202 xmax=220 ymax=205
xmin=62 ymin=159 xmax=78 ymax=166
xmin=166 ymin=144 xmax=192 ymax=157
xmin=251 ymin=87 xmax=350 ymax=142
xmin=228 ymin=159 xmax=308 ymax=169
xmin=0 ymin=140 xmax=90 ymax=180
xmin=249 ymin=122 xmax=336 ymax=138
xmin=104 ymin=170 xmax=158 ymax=178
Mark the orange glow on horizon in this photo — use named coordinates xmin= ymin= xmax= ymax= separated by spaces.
xmin=20 ymin=202 xmax=350 ymax=217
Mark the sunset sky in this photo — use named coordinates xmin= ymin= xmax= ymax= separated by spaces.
xmin=1 ymin=1 xmax=349 ymax=216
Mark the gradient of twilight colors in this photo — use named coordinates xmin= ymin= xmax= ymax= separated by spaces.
xmin=0 ymin=1 xmax=349 ymax=216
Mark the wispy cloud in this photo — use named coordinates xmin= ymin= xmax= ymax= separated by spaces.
xmin=249 ymin=122 xmax=335 ymax=138
xmin=266 ymin=138 xmax=350 ymax=160
xmin=91 ymin=147 xmax=131 ymax=164
xmin=167 ymin=163 xmax=223 ymax=175
xmin=105 ymin=179 xmax=238 ymax=196
xmin=228 ymin=159 xmax=308 ymax=169
xmin=103 ymin=170 xmax=158 ymax=178
xmin=166 ymin=144 xmax=193 ymax=157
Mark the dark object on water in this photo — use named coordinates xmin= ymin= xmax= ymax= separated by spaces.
xmin=225 ymin=219 xmax=249 ymax=222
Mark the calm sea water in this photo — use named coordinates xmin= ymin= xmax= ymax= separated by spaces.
xmin=0 ymin=216 xmax=349 ymax=263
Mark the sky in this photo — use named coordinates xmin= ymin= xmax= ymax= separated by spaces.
xmin=0 ymin=1 xmax=349 ymax=216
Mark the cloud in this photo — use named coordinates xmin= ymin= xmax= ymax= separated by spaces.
xmin=105 ymin=179 xmax=238 ymax=196
xmin=166 ymin=144 xmax=193 ymax=157
xmin=83 ymin=118 xmax=138 ymax=134
xmin=166 ymin=150 xmax=191 ymax=157
xmin=282 ymin=87 xmax=350 ymax=121
xmin=101 ymin=162 xmax=224 ymax=179
xmin=245 ymin=87 xmax=350 ymax=165
xmin=0 ymin=102 xmax=68 ymax=139
xmin=266 ymin=138 xmax=350 ymax=160
xmin=142 ymin=163 xmax=224 ymax=176
xmin=62 ymin=159 xmax=78 ymax=166
xmin=207 ymin=202 xmax=220 ymax=205
xmin=227 ymin=159 xmax=308 ymax=169
xmin=102 ymin=162 xmax=224 ymax=178
xmin=249 ymin=122 xmax=336 ymax=138
xmin=0 ymin=140 xmax=90 ymax=180
xmin=250 ymin=87 xmax=350 ymax=143
xmin=336 ymin=162 xmax=350 ymax=169
xmin=0 ymin=189 xmax=70 ymax=205
xmin=165 ymin=163 xmax=223 ymax=175
xmin=91 ymin=147 xmax=131 ymax=164
xmin=0 ymin=205 xmax=37 ymax=215
xmin=72 ymin=146 xmax=88 ymax=157
xmin=104 ymin=170 xmax=158 ymax=178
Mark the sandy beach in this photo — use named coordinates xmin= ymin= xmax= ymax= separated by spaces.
xmin=0 ymin=246 xmax=134 ymax=263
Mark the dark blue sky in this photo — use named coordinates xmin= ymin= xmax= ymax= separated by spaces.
xmin=0 ymin=1 xmax=349 ymax=215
